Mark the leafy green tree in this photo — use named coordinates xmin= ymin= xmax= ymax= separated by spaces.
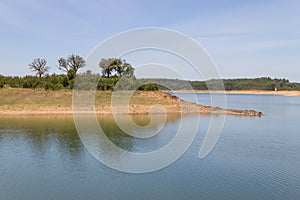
xmin=99 ymin=58 xmax=115 ymax=78
xmin=99 ymin=58 xmax=134 ymax=78
xmin=0 ymin=75 xmax=4 ymax=88
xmin=138 ymin=82 xmax=159 ymax=91
xmin=29 ymin=58 xmax=49 ymax=78
xmin=58 ymin=54 xmax=86 ymax=75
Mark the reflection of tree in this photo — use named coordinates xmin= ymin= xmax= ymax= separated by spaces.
xmin=0 ymin=116 xmax=84 ymax=170
xmin=0 ymin=113 xmax=184 ymax=168
xmin=98 ymin=115 xmax=135 ymax=152
xmin=98 ymin=113 xmax=183 ymax=153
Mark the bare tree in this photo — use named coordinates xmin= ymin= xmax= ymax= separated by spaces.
xmin=58 ymin=54 xmax=85 ymax=74
xmin=29 ymin=58 xmax=49 ymax=77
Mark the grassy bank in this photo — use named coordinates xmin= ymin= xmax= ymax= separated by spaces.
xmin=0 ymin=88 xmax=262 ymax=116
xmin=0 ymin=88 xmax=180 ymax=114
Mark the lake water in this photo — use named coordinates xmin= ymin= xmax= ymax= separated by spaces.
xmin=0 ymin=94 xmax=300 ymax=200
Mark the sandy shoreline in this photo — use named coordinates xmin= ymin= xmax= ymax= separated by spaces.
xmin=0 ymin=108 xmax=263 ymax=117
xmin=168 ymin=90 xmax=300 ymax=96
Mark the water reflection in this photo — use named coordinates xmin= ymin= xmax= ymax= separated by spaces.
xmin=0 ymin=116 xmax=84 ymax=170
xmin=1 ymin=94 xmax=300 ymax=200
xmin=0 ymin=114 xmax=184 ymax=162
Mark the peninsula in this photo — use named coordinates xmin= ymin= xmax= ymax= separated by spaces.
xmin=7 ymin=57 xmax=300 ymax=117
xmin=0 ymin=88 xmax=262 ymax=116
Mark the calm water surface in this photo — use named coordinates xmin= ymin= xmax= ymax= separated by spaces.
xmin=0 ymin=94 xmax=299 ymax=200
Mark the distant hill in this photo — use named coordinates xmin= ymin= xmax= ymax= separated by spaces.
xmin=142 ymin=77 xmax=300 ymax=91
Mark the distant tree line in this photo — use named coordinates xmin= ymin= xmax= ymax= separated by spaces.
xmin=150 ymin=77 xmax=300 ymax=91
xmin=191 ymin=77 xmax=300 ymax=91
xmin=1 ymin=55 xmax=299 ymax=91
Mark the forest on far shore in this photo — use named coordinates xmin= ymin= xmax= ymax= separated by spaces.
xmin=149 ymin=77 xmax=300 ymax=91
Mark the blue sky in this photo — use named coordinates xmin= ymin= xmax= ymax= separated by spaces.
xmin=0 ymin=0 xmax=299 ymax=81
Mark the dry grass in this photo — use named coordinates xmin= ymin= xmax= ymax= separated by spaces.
xmin=0 ymin=88 xmax=182 ymax=114
xmin=0 ymin=88 xmax=263 ymax=116
xmin=0 ymin=88 xmax=72 ymax=111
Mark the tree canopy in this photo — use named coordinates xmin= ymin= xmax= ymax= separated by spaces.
xmin=4 ymin=55 xmax=300 ymax=92
xmin=99 ymin=58 xmax=134 ymax=78
xmin=58 ymin=54 xmax=86 ymax=75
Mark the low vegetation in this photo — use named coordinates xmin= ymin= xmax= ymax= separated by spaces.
xmin=0 ymin=55 xmax=299 ymax=91
xmin=0 ymin=56 xmax=159 ymax=91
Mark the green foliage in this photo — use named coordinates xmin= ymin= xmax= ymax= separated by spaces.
xmin=21 ymin=76 xmax=40 ymax=88
xmin=0 ymin=75 xmax=4 ymax=88
xmin=135 ymin=79 xmax=159 ymax=91
xmin=155 ymin=77 xmax=300 ymax=91
xmin=75 ymin=71 xmax=100 ymax=90
xmin=2 ymin=74 xmax=299 ymax=91
xmin=140 ymin=78 xmax=192 ymax=90
xmin=43 ymin=74 xmax=67 ymax=90
xmin=56 ymin=54 xmax=86 ymax=89
xmin=99 ymin=58 xmax=134 ymax=78
xmin=58 ymin=54 xmax=86 ymax=75
xmin=138 ymin=83 xmax=159 ymax=91
xmin=219 ymin=78 xmax=300 ymax=91
xmin=114 ymin=76 xmax=137 ymax=91
xmin=97 ymin=77 xmax=120 ymax=91
xmin=5 ymin=54 xmax=300 ymax=92
xmin=0 ymin=74 xmax=70 ymax=90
